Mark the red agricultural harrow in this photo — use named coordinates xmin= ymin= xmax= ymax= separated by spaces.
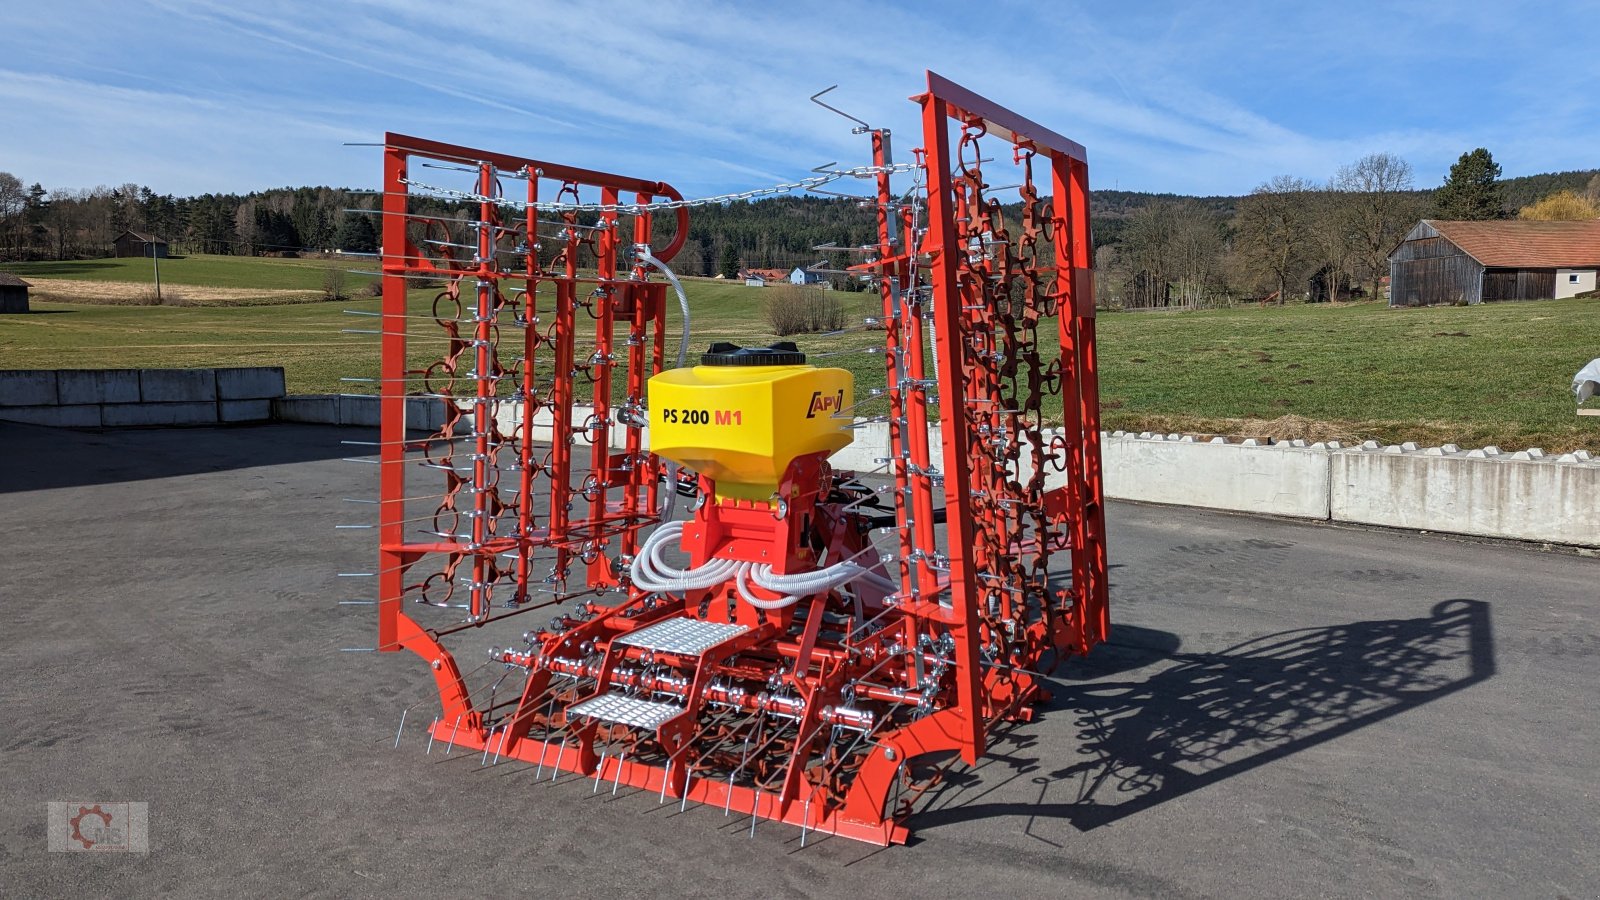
xmin=367 ymin=72 xmax=1107 ymax=845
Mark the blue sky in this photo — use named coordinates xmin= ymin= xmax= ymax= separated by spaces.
xmin=3 ymin=0 xmax=1596 ymax=199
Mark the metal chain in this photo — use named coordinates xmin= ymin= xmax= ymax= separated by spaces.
xmin=399 ymin=163 xmax=920 ymax=216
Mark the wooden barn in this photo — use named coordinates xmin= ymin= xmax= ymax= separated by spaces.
xmin=113 ymin=230 xmax=169 ymax=259
xmin=0 ymin=273 xmax=30 ymax=313
xmin=1389 ymin=219 xmax=1600 ymax=307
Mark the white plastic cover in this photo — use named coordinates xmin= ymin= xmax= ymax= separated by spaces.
xmin=1575 ymin=358 xmax=1600 ymax=403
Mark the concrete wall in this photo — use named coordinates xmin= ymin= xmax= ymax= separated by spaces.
xmin=13 ymin=379 xmax=1593 ymax=549
xmin=1331 ymin=443 xmax=1600 ymax=545
xmin=271 ymin=394 xmax=458 ymax=433
xmin=1555 ymin=268 xmax=1597 ymax=299
xmin=0 ymin=367 xmax=284 ymax=428
xmin=1102 ymin=433 xmax=1332 ymax=520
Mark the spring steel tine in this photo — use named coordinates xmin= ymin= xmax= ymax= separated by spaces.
xmin=445 ymin=715 xmax=463 ymax=754
xmin=340 ymin=207 xmax=513 ymax=229
xmin=659 ymin=760 xmax=671 ymax=804
xmin=809 ymin=85 xmax=872 ymax=132
xmin=593 ymin=746 xmax=608 ymax=793
xmin=612 ymin=749 xmax=626 ymax=795
xmin=801 ymin=796 xmax=812 ymax=847
xmin=749 ymin=790 xmax=760 ymax=838
xmin=551 ymin=733 xmax=568 ymax=782
xmin=482 ymin=726 xmax=499 ymax=765
xmin=426 ymin=715 xmax=441 ymax=754
xmin=534 ymin=695 xmax=558 ymax=779
xmin=394 ymin=708 xmax=409 ymax=749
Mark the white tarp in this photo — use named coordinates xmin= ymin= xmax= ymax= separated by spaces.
xmin=1575 ymin=358 xmax=1600 ymax=404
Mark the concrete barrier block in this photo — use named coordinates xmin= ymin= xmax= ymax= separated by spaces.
xmin=57 ymin=369 xmax=140 ymax=405
xmin=1103 ymin=436 xmax=1331 ymax=519
xmin=216 ymin=367 xmax=286 ymax=400
xmin=337 ymin=395 xmax=381 ymax=427
xmin=0 ymin=404 xmax=102 ymax=427
xmin=404 ymin=396 xmax=465 ymax=432
xmin=1331 ymin=451 xmax=1600 ymax=547
xmin=140 ymin=369 xmax=216 ymax=402
xmin=271 ymin=395 xmax=339 ymax=424
xmin=0 ymin=370 xmax=58 ymax=406
xmin=102 ymin=401 xmax=218 ymax=427
xmin=220 ymin=399 xmax=272 ymax=422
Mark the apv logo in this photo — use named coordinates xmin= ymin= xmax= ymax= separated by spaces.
xmin=805 ymin=389 xmax=845 ymax=419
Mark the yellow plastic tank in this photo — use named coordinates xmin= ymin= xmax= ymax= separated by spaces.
xmin=650 ymin=342 xmax=853 ymax=501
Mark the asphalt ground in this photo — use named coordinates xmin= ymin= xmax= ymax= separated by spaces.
xmin=1 ymin=422 xmax=1595 ymax=898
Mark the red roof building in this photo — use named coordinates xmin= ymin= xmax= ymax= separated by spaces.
xmin=1389 ymin=219 xmax=1600 ymax=306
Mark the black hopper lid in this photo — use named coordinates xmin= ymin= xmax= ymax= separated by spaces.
xmin=700 ymin=341 xmax=807 ymax=366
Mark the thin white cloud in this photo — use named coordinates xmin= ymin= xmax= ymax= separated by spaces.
xmin=1 ymin=0 xmax=1594 ymax=198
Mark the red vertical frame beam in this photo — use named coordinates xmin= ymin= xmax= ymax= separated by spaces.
xmin=549 ymin=208 xmax=580 ymax=582
xmin=470 ymin=162 xmax=497 ymax=620
xmin=1063 ymin=156 xmax=1109 ymax=642
xmin=870 ymin=131 xmax=940 ymax=603
xmin=919 ymin=93 xmax=986 ymax=763
xmin=869 ymin=131 xmax=915 ymax=604
xmin=515 ymin=172 xmax=541 ymax=601
xmin=623 ymin=193 xmax=654 ymax=560
xmin=377 ymin=143 xmax=409 ymax=652
xmin=587 ymin=189 xmax=619 ymax=584
xmin=1049 ymin=155 xmax=1090 ymax=644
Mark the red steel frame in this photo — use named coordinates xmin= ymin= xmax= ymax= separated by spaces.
xmin=371 ymin=73 xmax=1108 ymax=847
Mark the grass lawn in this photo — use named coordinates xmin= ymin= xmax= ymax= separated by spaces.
xmin=2 ymin=259 xmax=1597 ymax=452
xmin=4 ymin=253 xmax=377 ymax=304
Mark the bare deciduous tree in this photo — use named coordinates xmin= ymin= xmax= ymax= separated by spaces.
xmin=0 ymin=172 xmax=26 ymax=256
xmin=1236 ymin=175 xmax=1317 ymax=304
xmin=1332 ymin=153 xmax=1423 ymax=301
xmin=1117 ymin=199 xmax=1225 ymax=308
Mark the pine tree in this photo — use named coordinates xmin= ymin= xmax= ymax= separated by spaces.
xmin=335 ymin=212 xmax=378 ymax=253
xmin=718 ymin=243 xmax=740 ymax=279
xmin=1433 ymin=149 xmax=1504 ymax=220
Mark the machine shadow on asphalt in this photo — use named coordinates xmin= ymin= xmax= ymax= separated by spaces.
xmin=909 ymin=599 xmax=1495 ymax=838
xmin=0 ymin=422 xmax=358 ymax=494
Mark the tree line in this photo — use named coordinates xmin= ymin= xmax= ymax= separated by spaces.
xmin=1094 ymin=150 xmax=1600 ymax=308
xmin=0 ymin=177 xmax=383 ymax=261
xmin=2 ymin=152 xmax=1595 ymax=308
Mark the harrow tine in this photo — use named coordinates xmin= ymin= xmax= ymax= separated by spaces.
xmin=393 ymin=708 xmax=408 ymax=749
xmin=425 ymin=715 xmax=440 ymax=754
xmin=445 ymin=715 xmax=462 ymax=755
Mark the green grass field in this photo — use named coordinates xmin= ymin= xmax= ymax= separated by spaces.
xmin=2 ymin=255 xmax=1597 ymax=451
xmin=6 ymin=253 xmax=377 ymax=293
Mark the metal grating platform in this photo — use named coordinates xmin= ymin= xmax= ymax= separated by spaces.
xmin=614 ymin=616 xmax=748 ymax=656
xmin=568 ymin=692 xmax=684 ymax=730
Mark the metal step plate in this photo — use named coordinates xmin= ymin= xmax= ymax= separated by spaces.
xmin=614 ymin=616 xmax=749 ymax=657
xmin=568 ymin=692 xmax=684 ymax=730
